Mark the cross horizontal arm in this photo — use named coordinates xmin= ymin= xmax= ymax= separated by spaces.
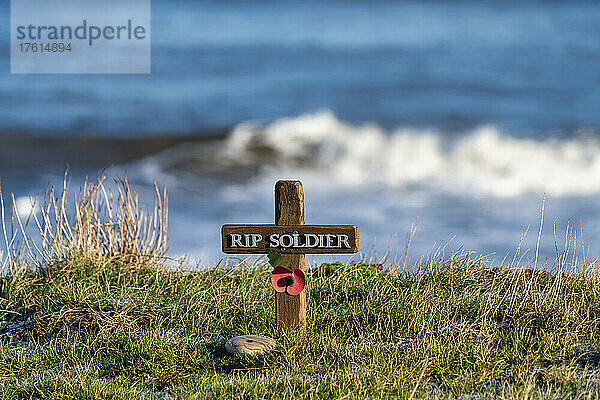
xmin=222 ymin=224 xmax=359 ymax=254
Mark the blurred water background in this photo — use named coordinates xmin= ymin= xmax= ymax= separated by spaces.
xmin=1 ymin=0 xmax=600 ymax=266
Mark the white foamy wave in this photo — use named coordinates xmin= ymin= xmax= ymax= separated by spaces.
xmin=14 ymin=196 xmax=40 ymax=219
xmin=223 ymin=111 xmax=600 ymax=197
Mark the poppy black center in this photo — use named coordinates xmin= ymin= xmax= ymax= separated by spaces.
xmin=284 ymin=276 xmax=295 ymax=286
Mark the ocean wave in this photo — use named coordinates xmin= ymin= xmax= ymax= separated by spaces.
xmin=218 ymin=111 xmax=600 ymax=197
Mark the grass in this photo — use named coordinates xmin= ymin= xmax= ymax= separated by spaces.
xmin=2 ymin=255 xmax=600 ymax=399
xmin=1 ymin=175 xmax=600 ymax=398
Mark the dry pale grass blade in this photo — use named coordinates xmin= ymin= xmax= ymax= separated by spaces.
xmin=0 ymin=184 xmax=12 ymax=273
xmin=0 ymin=172 xmax=169 ymax=273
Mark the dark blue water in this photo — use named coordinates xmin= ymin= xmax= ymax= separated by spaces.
xmin=2 ymin=1 xmax=600 ymax=136
xmin=1 ymin=1 xmax=600 ymax=266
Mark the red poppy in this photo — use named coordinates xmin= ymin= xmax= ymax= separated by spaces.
xmin=271 ymin=266 xmax=306 ymax=296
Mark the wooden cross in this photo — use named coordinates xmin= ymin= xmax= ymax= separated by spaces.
xmin=221 ymin=180 xmax=359 ymax=330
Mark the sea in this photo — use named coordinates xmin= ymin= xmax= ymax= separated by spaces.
xmin=1 ymin=0 xmax=599 ymax=267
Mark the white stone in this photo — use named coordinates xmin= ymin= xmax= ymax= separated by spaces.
xmin=225 ymin=335 xmax=276 ymax=355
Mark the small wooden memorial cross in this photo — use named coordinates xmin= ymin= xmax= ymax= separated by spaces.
xmin=221 ymin=180 xmax=359 ymax=330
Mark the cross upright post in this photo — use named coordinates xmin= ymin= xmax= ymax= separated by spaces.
xmin=274 ymin=180 xmax=306 ymax=330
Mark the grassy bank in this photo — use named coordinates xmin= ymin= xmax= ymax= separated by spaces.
xmin=2 ymin=254 xmax=600 ymax=399
xmin=1 ymin=176 xmax=600 ymax=398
